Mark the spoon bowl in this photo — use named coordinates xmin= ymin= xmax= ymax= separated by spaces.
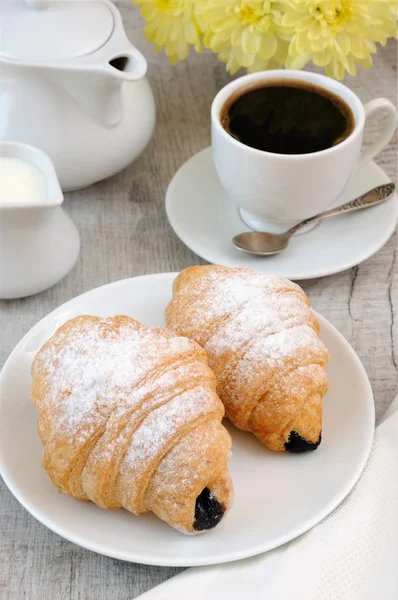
xmin=233 ymin=231 xmax=289 ymax=256
xmin=232 ymin=183 xmax=395 ymax=257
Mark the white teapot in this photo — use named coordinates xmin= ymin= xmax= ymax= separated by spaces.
xmin=0 ymin=0 xmax=156 ymax=191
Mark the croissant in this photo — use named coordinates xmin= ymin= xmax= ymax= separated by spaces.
xmin=166 ymin=265 xmax=329 ymax=452
xmin=31 ymin=315 xmax=233 ymax=534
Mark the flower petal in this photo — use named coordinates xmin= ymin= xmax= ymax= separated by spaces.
xmin=336 ymin=31 xmax=351 ymax=55
xmin=288 ymin=51 xmax=311 ymax=69
xmin=242 ymin=29 xmax=262 ymax=54
xmin=259 ymin=34 xmax=278 ymax=59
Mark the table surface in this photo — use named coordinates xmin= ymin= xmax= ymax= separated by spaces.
xmin=0 ymin=2 xmax=397 ymax=598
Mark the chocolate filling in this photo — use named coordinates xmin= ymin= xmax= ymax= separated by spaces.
xmin=193 ymin=487 xmax=225 ymax=531
xmin=285 ymin=430 xmax=322 ymax=453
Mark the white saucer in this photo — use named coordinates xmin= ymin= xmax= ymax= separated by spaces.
xmin=166 ymin=147 xmax=397 ymax=280
xmin=0 ymin=274 xmax=374 ymax=566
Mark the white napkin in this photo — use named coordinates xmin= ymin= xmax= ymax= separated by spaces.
xmin=139 ymin=395 xmax=398 ymax=600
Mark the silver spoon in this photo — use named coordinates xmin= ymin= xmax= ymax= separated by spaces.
xmin=233 ymin=183 xmax=396 ymax=256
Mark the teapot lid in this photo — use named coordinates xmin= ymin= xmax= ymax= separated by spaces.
xmin=0 ymin=0 xmax=114 ymax=62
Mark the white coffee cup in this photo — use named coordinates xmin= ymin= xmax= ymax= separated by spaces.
xmin=211 ymin=70 xmax=397 ymax=233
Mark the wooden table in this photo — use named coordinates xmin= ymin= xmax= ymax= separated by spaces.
xmin=0 ymin=2 xmax=396 ymax=597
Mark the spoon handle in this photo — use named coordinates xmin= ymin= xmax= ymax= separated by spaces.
xmin=287 ymin=183 xmax=396 ymax=236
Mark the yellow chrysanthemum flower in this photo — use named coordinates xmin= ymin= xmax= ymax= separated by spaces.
xmin=200 ymin=0 xmax=289 ymax=74
xmin=133 ymin=0 xmax=202 ymax=64
xmin=281 ymin=0 xmax=397 ymax=79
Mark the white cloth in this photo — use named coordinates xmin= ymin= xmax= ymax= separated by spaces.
xmin=139 ymin=396 xmax=398 ymax=600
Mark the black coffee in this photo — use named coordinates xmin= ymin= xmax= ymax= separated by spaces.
xmin=220 ymin=80 xmax=354 ymax=155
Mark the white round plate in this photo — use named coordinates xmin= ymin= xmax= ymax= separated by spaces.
xmin=166 ymin=147 xmax=397 ymax=280
xmin=0 ymin=273 xmax=374 ymax=567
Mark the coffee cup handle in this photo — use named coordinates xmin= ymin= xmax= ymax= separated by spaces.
xmin=355 ymin=98 xmax=397 ymax=170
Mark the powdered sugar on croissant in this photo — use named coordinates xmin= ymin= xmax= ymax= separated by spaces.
xmin=31 ymin=315 xmax=233 ymax=534
xmin=166 ymin=266 xmax=329 ymax=452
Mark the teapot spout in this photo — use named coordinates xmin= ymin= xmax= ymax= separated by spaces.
xmin=50 ymin=46 xmax=147 ymax=127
